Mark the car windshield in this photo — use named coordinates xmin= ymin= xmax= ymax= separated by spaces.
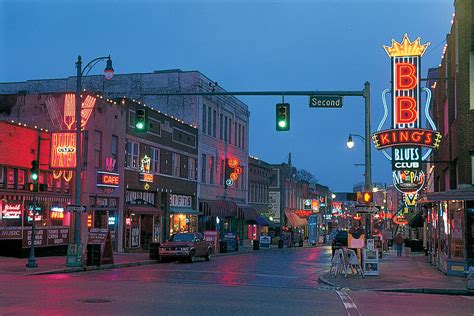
xmin=170 ymin=233 xmax=194 ymax=242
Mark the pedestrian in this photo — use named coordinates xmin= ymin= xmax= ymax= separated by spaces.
xmin=393 ymin=233 xmax=405 ymax=257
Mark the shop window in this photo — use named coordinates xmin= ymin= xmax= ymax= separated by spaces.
xmin=152 ymin=147 xmax=160 ymax=173
xmin=450 ymin=201 xmax=465 ymax=259
xmin=172 ymin=153 xmax=180 ymax=177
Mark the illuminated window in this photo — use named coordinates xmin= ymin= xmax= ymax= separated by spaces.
xmin=152 ymin=147 xmax=160 ymax=173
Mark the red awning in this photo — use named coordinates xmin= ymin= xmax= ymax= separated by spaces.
xmin=200 ymin=200 xmax=238 ymax=218
xmin=285 ymin=210 xmax=308 ymax=227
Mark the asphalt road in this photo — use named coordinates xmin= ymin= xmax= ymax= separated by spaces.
xmin=0 ymin=246 xmax=473 ymax=315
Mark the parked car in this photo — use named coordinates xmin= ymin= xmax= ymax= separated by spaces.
xmin=291 ymin=232 xmax=304 ymax=247
xmin=331 ymin=230 xmax=348 ymax=257
xmin=159 ymin=232 xmax=212 ymax=263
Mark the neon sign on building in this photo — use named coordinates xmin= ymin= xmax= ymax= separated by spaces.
xmin=373 ymin=34 xmax=441 ymax=206
xmin=50 ymin=132 xmax=77 ymax=169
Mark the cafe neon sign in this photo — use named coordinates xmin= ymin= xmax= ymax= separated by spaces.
xmin=373 ymin=34 xmax=441 ymax=206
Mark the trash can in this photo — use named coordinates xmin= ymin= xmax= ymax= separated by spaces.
xmin=220 ymin=242 xmax=228 ymax=253
xmin=86 ymin=244 xmax=101 ymax=266
xmin=149 ymin=242 xmax=160 ymax=260
xmin=278 ymin=239 xmax=284 ymax=249
xmin=253 ymin=239 xmax=260 ymax=251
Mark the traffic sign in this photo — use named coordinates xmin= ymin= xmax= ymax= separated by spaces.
xmin=309 ymin=95 xmax=343 ymax=108
xmin=66 ymin=205 xmax=86 ymax=212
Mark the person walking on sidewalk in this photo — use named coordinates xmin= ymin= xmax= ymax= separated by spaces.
xmin=393 ymin=233 xmax=405 ymax=257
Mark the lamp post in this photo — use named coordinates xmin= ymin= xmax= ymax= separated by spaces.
xmin=66 ymin=55 xmax=114 ymax=267
xmin=346 ymin=133 xmax=372 ymax=191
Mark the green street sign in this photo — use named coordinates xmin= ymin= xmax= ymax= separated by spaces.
xmin=309 ymin=95 xmax=343 ymax=108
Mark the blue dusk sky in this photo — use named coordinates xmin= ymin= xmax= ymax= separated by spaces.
xmin=0 ymin=0 xmax=453 ymax=191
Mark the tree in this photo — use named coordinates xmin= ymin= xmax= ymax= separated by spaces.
xmin=296 ymin=169 xmax=318 ymax=184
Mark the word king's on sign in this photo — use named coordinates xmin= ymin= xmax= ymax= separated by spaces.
xmin=50 ymin=132 xmax=77 ymax=169
xmin=373 ymin=34 xmax=441 ymax=206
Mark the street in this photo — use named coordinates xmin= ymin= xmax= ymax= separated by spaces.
xmin=0 ymin=247 xmax=473 ymax=315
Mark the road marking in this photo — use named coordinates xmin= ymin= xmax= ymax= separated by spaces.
xmin=336 ymin=290 xmax=361 ymax=316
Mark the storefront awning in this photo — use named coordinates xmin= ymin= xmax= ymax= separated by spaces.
xmin=238 ymin=206 xmax=257 ymax=221
xmin=256 ymin=215 xmax=270 ymax=226
xmin=200 ymin=200 xmax=238 ymax=218
xmin=127 ymin=206 xmax=163 ymax=215
xmin=169 ymin=207 xmax=201 ymax=215
xmin=424 ymin=188 xmax=474 ymax=202
xmin=284 ymin=210 xmax=308 ymax=227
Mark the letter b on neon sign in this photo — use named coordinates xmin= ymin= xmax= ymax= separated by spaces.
xmin=395 ymin=63 xmax=417 ymax=90
xmin=396 ymin=97 xmax=417 ymax=124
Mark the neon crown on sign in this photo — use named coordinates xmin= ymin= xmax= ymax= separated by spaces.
xmin=383 ymin=34 xmax=430 ymax=57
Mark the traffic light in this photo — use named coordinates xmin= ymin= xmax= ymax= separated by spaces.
xmin=30 ymin=160 xmax=39 ymax=183
xmin=28 ymin=183 xmax=47 ymax=192
xmin=276 ymin=103 xmax=290 ymax=131
xmin=135 ymin=108 xmax=147 ymax=132
xmin=357 ymin=191 xmax=373 ymax=204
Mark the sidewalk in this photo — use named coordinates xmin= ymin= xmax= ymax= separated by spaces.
xmin=319 ymin=249 xmax=473 ymax=295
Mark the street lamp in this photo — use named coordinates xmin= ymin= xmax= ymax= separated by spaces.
xmin=66 ymin=55 xmax=114 ymax=267
xmin=331 ymin=193 xmax=336 ymax=199
xmin=346 ymin=133 xmax=371 ymax=191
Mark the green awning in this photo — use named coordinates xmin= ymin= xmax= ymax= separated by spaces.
xmin=169 ymin=207 xmax=201 ymax=215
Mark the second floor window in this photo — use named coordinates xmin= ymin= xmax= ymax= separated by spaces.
xmin=152 ymin=147 xmax=160 ymax=173
xmin=126 ymin=141 xmax=139 ymax=169
xmin=172 ymin=153 xmax=180 ymax=177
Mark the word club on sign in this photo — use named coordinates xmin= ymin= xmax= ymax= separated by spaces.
xmin=50 ymin=132 xmax=77 ymax=169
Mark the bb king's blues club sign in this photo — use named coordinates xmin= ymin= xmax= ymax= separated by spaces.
xmin=373 ymin=34 xmax=442 ymax=206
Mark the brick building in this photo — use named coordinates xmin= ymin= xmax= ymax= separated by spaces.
xmin=0 ymin=69 xmax=251 ymax=239
xmin=422 ymin=0 xmax=474 ymax=276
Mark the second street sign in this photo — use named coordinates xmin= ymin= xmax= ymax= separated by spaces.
xmin=309 ymin=95 xmax=343 ymax=108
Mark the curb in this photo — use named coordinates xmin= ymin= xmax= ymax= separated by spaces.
xmin=25 ymin=260 xmax=157 ymax=276
xmin=374 ymin=288 xmax=474 ymax=296
xmin=317 ymin=273 xmax=474 ymax=296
